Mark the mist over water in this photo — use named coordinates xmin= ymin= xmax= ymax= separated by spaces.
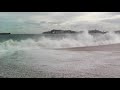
xmin=0 ymin=31 xmax=120 ymax=51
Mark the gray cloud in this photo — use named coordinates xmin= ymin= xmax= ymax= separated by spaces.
xmin=0 ymin=12 xmax=120 ymax=33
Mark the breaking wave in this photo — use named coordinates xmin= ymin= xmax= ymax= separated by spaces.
xmin=0 ymin=31 xmax=120 ymax=51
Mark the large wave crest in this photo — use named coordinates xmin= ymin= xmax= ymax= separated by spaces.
xmin=0 ymin=31 xmax=120 ymax=51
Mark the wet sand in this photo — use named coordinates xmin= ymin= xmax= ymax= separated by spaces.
xmin=59 ymin=43 xmax=120 ymax=51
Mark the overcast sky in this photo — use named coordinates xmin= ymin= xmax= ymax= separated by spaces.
xmin=0 ymin=12 xmax=120 ymax=34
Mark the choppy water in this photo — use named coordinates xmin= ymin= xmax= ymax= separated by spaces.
xmin=0 ymin=32 xmax=120 ymax=50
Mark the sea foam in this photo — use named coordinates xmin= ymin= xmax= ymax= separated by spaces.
xmin=0 ymin=31 xmax=120 ymax=51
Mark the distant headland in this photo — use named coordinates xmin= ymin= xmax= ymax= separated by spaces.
xmin=42 ymin=29 xmax=108 ymax=34
xmin=0 ymin=33 xmax=11 ymax=35
xmin=42 ymin=29 xmax=78 ymax=34
xmin=88 ymin=29 xmax=108 ymax=34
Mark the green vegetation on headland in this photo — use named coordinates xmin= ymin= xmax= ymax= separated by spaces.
xmin=42 ymin=29 xmax=108 ymax=34
xmin=43 ymin=29 xmax=78 ymax=34
xmin=88 ymin=29 xmax=107 ymax=34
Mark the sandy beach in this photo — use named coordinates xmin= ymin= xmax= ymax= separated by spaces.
xmin=0 ymin=43 xmax=120 ymax=78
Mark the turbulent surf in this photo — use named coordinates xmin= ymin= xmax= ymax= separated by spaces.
xmin=0 ymin=31 xmax=120 ymax=51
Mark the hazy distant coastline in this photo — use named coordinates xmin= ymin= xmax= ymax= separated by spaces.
xmin=0 ymin=33 xmax=11 ymax=35
xmin=1 ymin=30 xmax=120 ymax=35
xmin=42 ymin=29 xmax=119 ymax=34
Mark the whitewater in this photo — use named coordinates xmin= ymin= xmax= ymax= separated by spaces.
xmin=1 ymin=32 xmax=120 ymax=78
xmin=0 ymin=31 xmax=120 ymax=50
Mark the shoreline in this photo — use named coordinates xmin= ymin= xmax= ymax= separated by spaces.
xmin=57 ymin=43 xmax=120 ymax=51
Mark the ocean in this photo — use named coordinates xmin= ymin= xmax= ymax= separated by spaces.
xmin=1 ymin=32 xmax=120 ymax=78
xmin=0 ymin=32 xmax=120 ymax=49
